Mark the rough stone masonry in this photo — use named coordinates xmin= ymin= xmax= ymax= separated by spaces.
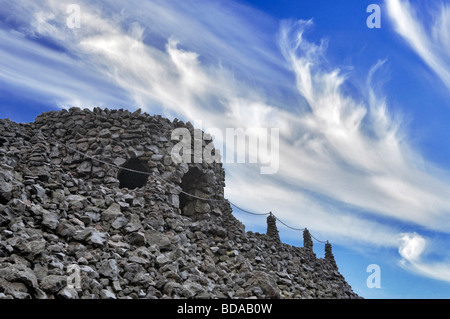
xmin=0 ymin=107 xmax=360 ymax=299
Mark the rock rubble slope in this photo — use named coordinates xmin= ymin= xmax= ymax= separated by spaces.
xmin=0 ymin=107 xmax=360 ymax=299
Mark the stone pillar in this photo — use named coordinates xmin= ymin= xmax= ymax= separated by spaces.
xmin=266 ymin=212 xmax=280 ymax=242
xmin=303 ymin=228 xmax=313 ymax=252
xmin=325 ymin=241 xmax=337 ymax=269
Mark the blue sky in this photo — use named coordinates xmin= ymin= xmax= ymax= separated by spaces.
xmin=0 ymin=0 xmax=449 ymax=298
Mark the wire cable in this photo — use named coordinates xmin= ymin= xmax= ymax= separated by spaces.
xmin=43 ymin=133 xmax=328 ymax=243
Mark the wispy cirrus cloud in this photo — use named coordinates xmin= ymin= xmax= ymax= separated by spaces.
xmin=275 ymin=20 xmax=450 ymax=232
xmin=0 ymin=28 xmax=128 ymax=108
xmin=386 ymin=0 xmax=450 ymax=90
xmin=1 ymin=0 xmax=450 ymax=283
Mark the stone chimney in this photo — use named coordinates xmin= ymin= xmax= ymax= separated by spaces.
xmin=303 ymin=228 xmax=313 ymax=252
xmin=303 ymin=228 xmax=316 ymax=259
xmin=266 ymin=212 xmax=280 ymax=242
xmin=325 ymin=241 xmax=337 ymax=269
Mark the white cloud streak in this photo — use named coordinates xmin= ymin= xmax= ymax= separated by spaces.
xmin=386 ymin=0 xmax=450 ymax=90
xmin=1 ymin=0 xmax=450 ymax=283
xmin=399 ymin=233 xmax=450 ymax=283
xmin=276 ymin=20 xmax=450 ymax=232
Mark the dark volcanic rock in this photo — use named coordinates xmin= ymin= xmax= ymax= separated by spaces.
xmin=0 ymin=108 xmax=360 ymax=299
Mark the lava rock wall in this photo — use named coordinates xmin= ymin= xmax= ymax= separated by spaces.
xmin=0 ymin=108 xmax=360 ymax=299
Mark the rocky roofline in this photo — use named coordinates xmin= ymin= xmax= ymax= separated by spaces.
xmin=0 ymin=107 xmax=361 ymax=299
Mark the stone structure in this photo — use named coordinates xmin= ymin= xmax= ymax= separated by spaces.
xmin=0 ymin=108 xmax=360 ymax=299
xmin=266 ymin=213 xmax=280 ymax=242
xmin=303 ymin=228 xmax=313 ymax=251
xmin=325 ymin=241 xmax=338 ymax=269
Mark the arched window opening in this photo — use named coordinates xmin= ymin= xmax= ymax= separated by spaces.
xmin=118 ymin=158 xmax=149 ymax=190
xmin=179 ymin=167 xmax=203 ymax=214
